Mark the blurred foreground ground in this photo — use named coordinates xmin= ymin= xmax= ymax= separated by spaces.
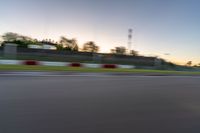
xmin=0 ymin=75 xmax=200 ymax=133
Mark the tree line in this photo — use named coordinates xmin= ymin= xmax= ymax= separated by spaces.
xmin=0 ymin=32 xmax=138 ymax=55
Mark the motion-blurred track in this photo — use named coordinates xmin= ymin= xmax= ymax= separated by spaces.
xmin=0 ymin=74 xmax=200 ymax=133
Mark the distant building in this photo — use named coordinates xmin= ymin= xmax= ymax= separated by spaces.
xmin=40 ymin=41 xmax=57 ymax=50
xmin=28 ymin=41 xmax=57 ymax=50
xmin=28 ymin=44 xmax=42 ymax=49
xmin=3 ymin=41 xmax=57 ymax=50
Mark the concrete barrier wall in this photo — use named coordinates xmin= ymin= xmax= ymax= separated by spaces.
xmin=0 ymin=47 xmax=157 ymax=66
xmin=0 ymin=60 xmax=21 ymax=65
xmin=0 ymin=60 xmax=135 ymax=69
xmin=40 ymin=61 xmax=67 ymax=67
xmin=16 ymin=48 xmax=156 ymax=66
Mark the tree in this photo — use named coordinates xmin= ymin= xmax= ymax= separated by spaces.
xmin=130 ymin=50 xmax=139 ymax=56
xmin=59 ymin=36 xmax=79 ymax=51
xmin=56 ymin=44 xmax=64 ymax=51
xmin=186 ymin=61 xmax=192 ymax=66
xmin=69 ymin=39 xmax=79 ymax=51
xmin=82 ymin=41 xmax=99 ymax=53
xmin=0 ymin=36 xmax=2 ymax=46
xmin=2 ymin=32 xmax=33 ymax=42
xmin=2 ymin=32 xmax=37 ymax=48
xmin=111 ymin=46 xmax=126 ymax=55
xmin=2 ymin=32 xmax=19 ymax=42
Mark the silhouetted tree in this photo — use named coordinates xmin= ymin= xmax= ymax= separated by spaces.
xmin=2 ymin=32 xmax=19 ymax=42
xmin=56 ymin=44 xmax=64 ymax=51
xmin=130 ymin=50 xmax=139 ymax=56
xmin=82 ymin=41 xmax=99 ymax=53
xmin=69 ymin=39 xmax=79 ymax=51
xmin=2 ymin=32 xmax=33 ymax=42
xmin=2 ymin=32 xmax=37 ymax=48
xmin=59 ymin=36 xmax=79 ymax=51
xmin=111 ymin=47 xmax=126 ymax=55
xmin=0 ymin=36 xmax=2 ymax=46
xmin=186 ymin=61 xmax=192 ymax=66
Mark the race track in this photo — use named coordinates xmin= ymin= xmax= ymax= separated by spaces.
xmin=0 ymin=74 xmax=200 ymax=133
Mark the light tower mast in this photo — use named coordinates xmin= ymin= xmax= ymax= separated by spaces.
xmin=128 ymin=29 xmax=133 ymax=54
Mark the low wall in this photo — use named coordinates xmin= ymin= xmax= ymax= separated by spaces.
xmin=0 ymin=47 xmax=157 ymax=66
xmin=0 ymin=60 xmax=136 ymax=69
xmin=0 ymin=47 xmax=3 ymax=56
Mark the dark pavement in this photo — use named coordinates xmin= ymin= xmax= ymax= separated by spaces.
xmin=0 ymin=75 xmax=200 ymax=133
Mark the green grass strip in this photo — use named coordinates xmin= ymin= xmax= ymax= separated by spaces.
xmin=0 ymin=65 xmax=200 ymax=75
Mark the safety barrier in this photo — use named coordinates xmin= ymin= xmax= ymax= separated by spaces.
xmin=0 ymin=60 xmax=135 ymax=69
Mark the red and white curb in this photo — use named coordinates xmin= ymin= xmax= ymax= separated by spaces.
xmin=0 ymin=60 xmax=135 ymax=69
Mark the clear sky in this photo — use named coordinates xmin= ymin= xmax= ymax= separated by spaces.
xmin=0 ymin=0 xmax=200 ymax=65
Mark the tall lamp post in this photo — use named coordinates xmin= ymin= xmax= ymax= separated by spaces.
xmin=128 ymin=29 xmax=133 ymax=54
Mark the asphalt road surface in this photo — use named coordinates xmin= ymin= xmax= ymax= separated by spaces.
xmin=0 ymin=74 xmax=200 ymax=133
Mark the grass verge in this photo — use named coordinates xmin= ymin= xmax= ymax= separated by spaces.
xmin=0 ymin=65 xmax=200 ymax=75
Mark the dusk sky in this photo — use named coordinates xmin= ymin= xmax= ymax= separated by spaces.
xmin=0 ymin=0 xmax=200 ymax=65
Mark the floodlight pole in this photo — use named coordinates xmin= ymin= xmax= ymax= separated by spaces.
xmin=128 ymin=29 xmax=133 ymax=54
